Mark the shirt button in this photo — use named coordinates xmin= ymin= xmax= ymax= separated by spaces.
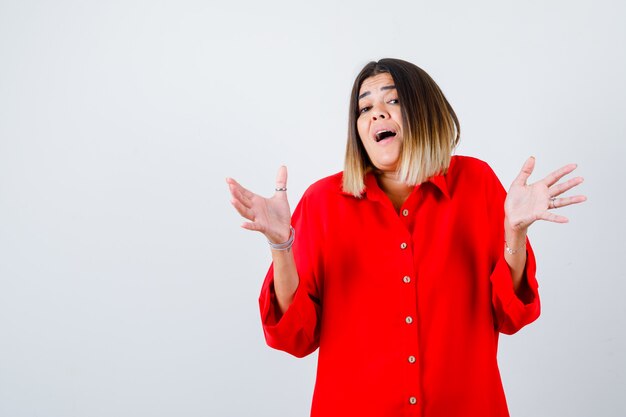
xmin=402 ymin=209 xmax=409 ymax=216
xmin=400 ymin=242 xmax=407 ymax=249
xmin=405 ymin=316 xmax=413 ymax=324
xmin=408 ymin=355 xmax=416 ymax=363
xmin=409 ymin=396 xmax=417 ymax=405
xmin=403 ymin=275 xmax=411 ymax=284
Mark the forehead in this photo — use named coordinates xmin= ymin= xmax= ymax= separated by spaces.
xmin=359 ymin=73 xmax=395 ymax=95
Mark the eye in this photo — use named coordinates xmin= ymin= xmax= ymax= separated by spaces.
xmin=388 ymin=98 xmax=399 ymax=104
xmin=359 ymin=106 xmax=371 ymax=114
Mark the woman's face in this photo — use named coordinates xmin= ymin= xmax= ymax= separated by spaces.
xmin=356 ymin=72 xmax=403 ymax=173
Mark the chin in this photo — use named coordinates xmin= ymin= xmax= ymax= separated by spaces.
xmin=373 ymin=163 xmax=399 ymax=173
xmin=376 ymin=158 xmax=400 ymax=169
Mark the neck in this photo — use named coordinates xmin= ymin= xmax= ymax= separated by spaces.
xmin=375 ymin=171 xmax=414 ymax=211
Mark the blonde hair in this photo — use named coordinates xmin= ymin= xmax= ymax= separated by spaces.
xmin=343 ymin=59 xmax=460 ymax=196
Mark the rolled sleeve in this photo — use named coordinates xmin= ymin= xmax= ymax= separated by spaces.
xmin=259 ymin=264 xmax=321 ymax=358
xmin=490 ymin=239 xmax=540 ymax=335
xmin=258 ymin=189 xmax=324 ymax=358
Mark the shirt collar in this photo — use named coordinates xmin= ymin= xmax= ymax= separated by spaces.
xmin=427 ymin=172 xmax=450 ymax=199
xmin=341 ymin=169 xmax=451 ymax=200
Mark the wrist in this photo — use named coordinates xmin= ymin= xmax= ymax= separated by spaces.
xmin=267 ymin=226 xmax=292 ymax=244
xmin=504 ymin=218 xmax=527 ymax=252
xmin=504 ymin=216 xmax=528 ymax=237
xmin=268 ymin=226 xmax=295 ymax=251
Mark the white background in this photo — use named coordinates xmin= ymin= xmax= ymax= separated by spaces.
xmin=1 ymin=0 xmax=624 ymax=416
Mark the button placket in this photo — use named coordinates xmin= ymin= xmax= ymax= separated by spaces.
xmin=397 ymin=228 xmax=419 ymax=410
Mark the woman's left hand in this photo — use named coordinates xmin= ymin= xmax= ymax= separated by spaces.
xmin=504 ymin=156 xmax=587 ymax=232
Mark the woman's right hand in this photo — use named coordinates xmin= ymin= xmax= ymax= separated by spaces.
xmin=226 ymin=166 xmax=292 ymax=244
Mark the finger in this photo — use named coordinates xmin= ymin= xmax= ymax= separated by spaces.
xmin=227 ymin=177 xmax=256 ymax=201
xmin=242 ymin=221 xmax=265 ymax=233
xmin=226 ymin=177 xmax=245 ymax=193
xmin=538 ymin=211 xmax=570 ymax=223
xmin=229 ymin=184 xmax=253 ymax=208
xmin=275 ymin=165 xmax=288 ymax=193
xmin=512 ymin=156 xmax=535 ymax=187
xmin=552 ymin=195 xmax=587 ymax=209
xmin=540 ymin=163 xmax=578 ymax=187
xmin=230 ymin=198 xmax=255 ymax=221
xmin=549 ymin=176 xmax=584 ymax=197
xmin=228 ymin=180 xmax=255 ymax=207
xmin=227 ymin=183 xmax=252 ymax=209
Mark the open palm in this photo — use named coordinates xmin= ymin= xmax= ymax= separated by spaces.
xmin=505 ymin=157 xmax=586 ymax=231
xmin=226 ymin=166 xmax=292 ymax=243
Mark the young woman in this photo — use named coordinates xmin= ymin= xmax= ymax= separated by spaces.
xmin=227 ymin=58 xmax=586 ymax=417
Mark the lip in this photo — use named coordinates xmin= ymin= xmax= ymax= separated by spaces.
xmin=371 ymin=126 xmax=399 ymax=143
xmin=375 ymin=135 xmax=396 ymax=146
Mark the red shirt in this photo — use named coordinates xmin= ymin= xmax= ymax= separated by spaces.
xmin=259 ymin=155 xmax=540 ymax=417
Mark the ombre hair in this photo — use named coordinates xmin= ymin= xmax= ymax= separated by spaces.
xmin=343 ymin=58 xmax=460 ymax=196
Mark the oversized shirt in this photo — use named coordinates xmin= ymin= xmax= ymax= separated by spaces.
xmin=259 ymin=155 xmax=540 ymax=417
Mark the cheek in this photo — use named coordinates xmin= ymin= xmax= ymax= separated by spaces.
xmin=356 ymin=118 xmax=369 ymax=141
xmin=391 ymin=108 xmax=403 ymax=127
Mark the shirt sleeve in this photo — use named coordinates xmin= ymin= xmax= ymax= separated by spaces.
xmin=258 ymin=190 xmax=323 ymax=358
xmin=483 ymin=163 xmax=541 ymax=335
xmin=490 ymin=238 xmax=540 ymax=335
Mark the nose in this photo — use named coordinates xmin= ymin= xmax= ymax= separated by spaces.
xmin=371 ymin=110 xmax=388 ymax=121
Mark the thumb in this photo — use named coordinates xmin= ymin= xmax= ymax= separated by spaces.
xmin=512 ymin=156 xmax=535 ymax=187
xmin=275 ymin=165 xmax=288 ymax=193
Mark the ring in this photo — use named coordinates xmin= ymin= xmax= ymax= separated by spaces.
xmin=550 ymin=197 xmax=557 ymax=209
xmin=275 ymin=187 xmax=287 ymax=192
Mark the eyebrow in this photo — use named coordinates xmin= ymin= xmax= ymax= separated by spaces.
xmin=358 ymin=85 xmax=396 ymax=100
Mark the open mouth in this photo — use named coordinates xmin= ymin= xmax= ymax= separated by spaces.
xmin=375 ymin=130 xmax=397 ymax=142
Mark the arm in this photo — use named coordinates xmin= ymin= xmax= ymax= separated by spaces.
xmin=270 ymin=245 xmax=299 ymax=314
xmin=227 ymin=167 xmax=322 ymax=357
xmin=503 ymin=224 xmax=529 ymax=297
xmin=503 ymin=156 xmax=587 ymax=297
xmin=226 ymin=166 xmax=298 ymax=314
